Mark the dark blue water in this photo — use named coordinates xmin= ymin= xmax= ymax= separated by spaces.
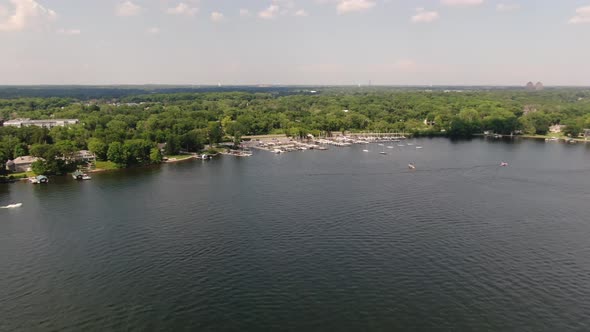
xmin=1 ymin=138 xmax=590 ymax=331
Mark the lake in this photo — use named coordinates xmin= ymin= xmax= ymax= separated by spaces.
xmin=1 ymin=138 xmax=590 ymax=331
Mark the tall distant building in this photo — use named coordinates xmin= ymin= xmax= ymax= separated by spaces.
xmin=525 ymin=81 xmax=544 ymax=91
xmin=526 ymin=82 xmax=535 ymax=90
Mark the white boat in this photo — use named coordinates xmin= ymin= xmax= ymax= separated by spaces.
xmin=416 ymin=146 xmax=423 ymax=149
xmin=387 ymin=146 xmax=394 ymax=149
xmin=1 ymin=203 xmax=22 ymax=209
xmin=29 ymin=175 xmax=49 ymax=184
xmin=363 ymin=149 xmax=369 ymax=152
xmin=379 ymin=151 xmax=387 ymax=155
xmin=73 ymin=170 xmax=91 ymax=180
xmin=500 ymin=162 xmax=508 ymax=167
xmin=408 ymin=163 xmax=416 ymax=170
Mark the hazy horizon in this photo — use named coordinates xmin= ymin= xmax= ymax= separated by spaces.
xmin=1 ymin=0 xmax=590 ymax=86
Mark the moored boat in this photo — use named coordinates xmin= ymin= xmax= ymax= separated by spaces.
xmin=29 ymin=175 xmax=49 ymax=184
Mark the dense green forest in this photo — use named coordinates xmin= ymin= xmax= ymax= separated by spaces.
xmin=1 ymin=87 xmax=590 ymax=177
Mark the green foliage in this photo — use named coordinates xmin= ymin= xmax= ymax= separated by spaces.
xmin=123 ymin=139 xmax=153 ymax=165
xmin=207 ymin=121 xmax=223 ymax=144
xmin=2 ymin=87 xmax=590 ymax=173
xmin=88 ymin=138 xmax=108 ymax=161
xmin=107 ymin=142 xmax=128 ymax=167
xmin=165 ymin=134 xmax=181 ymax=155
xmin=150 ymin=148 xmax=163 ymax=164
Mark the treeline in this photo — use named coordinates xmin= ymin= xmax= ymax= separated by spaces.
xmin=2 ymin=89 xmax=590 ymax=175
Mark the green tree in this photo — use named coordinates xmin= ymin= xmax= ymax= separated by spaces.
xmin=107 ymin=142 xmax=128 ymax=166
xmin=123 ymin=139 xmax=152 ymax=165
xmin=165 ymin=134 xmax=181 ymax=155
xmin=207 ymin=121 xmax=223 ymax=145
xmin=150 ymin=147 xmax=163 ymax=164
xmin=88 ymin=138 xmax=108 ymax=161
xmin=563 ymin=119 xmax=583 ymax=137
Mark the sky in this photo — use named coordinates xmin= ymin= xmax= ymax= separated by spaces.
xmin=0 ymin=0 xmax=589 ymax=86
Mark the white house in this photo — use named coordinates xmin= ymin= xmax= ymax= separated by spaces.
xmin=549 ymin=124 xmax=566 ymax=134
xmin=3 ymin=118 xmax=79 ymax=128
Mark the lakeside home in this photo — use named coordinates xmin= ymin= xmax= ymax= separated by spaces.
xmin=5 ymin=156 xmax=39 ymax=172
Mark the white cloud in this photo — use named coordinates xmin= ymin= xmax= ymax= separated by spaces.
xmin=294 ymin=9 xmax=309 ymax=17
xmin=116 ymin=1 xmax=141 ymax=17
xmin=337 ymin=0 xmax=376 ymax=14
xmin=411 ymin=7 xmax=439 ymax=23
xmin=0 ymin=0 xmax=57 ymax=32
xmin=496 ymin=3 xmax=520 ymax=12
xmin=239 ymin=9 xmax=250 ymax=17
xmin=147 ymin=27 xmax=160 ymax=34
xmin=210 ymin=11 xmax=224 ymax=22
xmin=166 ymin=3 xmax=198 ymax=16
xmin=258 ymin=4 xmax=280 ymax=19
xmin=441 ymin=0 xmax=484 ymax=7
xmin=569 ymin=6 xmax=590 ymax=24
xmin=56 ymin=28 xmax=80 ymax=35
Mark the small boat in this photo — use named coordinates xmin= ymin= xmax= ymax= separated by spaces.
xmin=408 ymin=163 xmax=416 ymax=170
xmin=500 ymin=162 xmax=508 ymax=167
xmin=416 ymin=146 xmax=423 ymax=149
xmin=363 ymin=149 xmax=369 ymax=152
xmin=1 ymin=203 xmax=22 ymax=209
xmin=379 ymin=151 xmax=387 ymax=155
xmin=387 ymin=146 xmax=394 ymax=149
xmin=73 ymin=170 xmax=91 ymax=180
xmin=201 ymin=154 xmax=210 ymax=160
xmin=29 ymin=175 xmax=49 ymax=184
xmin=397 ymin=144 xmax=404 ymax=147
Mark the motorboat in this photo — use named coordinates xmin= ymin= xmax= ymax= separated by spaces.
xmin=500 ymin=162 xmax=508 ymax=167
xmin=408 ymin=163 xmax=416 ymax=170
xmin=29 ymin=175 xmax=49 ymax=184
xmin=72 ymin=170 xmax=91 ymax=180
xmin=1 ymin=203 xmax=22 ymax=209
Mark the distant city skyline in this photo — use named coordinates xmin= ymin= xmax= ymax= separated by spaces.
xmin=1 ymin=0 xmax=590 ymax=85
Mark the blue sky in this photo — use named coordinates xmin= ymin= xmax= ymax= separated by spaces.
xmin=1 ymin=0 xmax=589 ymax=85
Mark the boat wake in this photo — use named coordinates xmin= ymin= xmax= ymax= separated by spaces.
xmin=1 ymin=203 xmax=22 ymax=209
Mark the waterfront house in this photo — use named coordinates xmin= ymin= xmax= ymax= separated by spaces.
xmin=549 ymin=124 xmax=565 ymax=134
xmin=75 ymin=150 xmax=96 ymax=162
xmin=3 ymin=118 xmax=79 ymax=128
xmin=7 ymin=156 xmax=39 ymax=172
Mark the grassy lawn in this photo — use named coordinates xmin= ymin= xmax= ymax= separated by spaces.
xmin=6 ymin=171 xmax=34 ymax=179
xmin=94 ymin=161 xmax=120 ymax=170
